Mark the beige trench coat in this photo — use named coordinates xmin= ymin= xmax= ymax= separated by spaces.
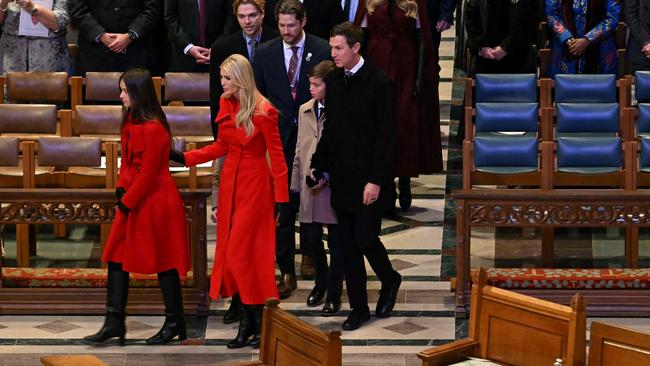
xmin=290 ymin=99 xmax=338 ymax=224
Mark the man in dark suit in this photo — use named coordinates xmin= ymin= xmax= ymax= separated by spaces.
xmin=164 ymin=0 xmax=233 ymax=72
xmin=70 ymin=0 xmax=160 ymax=75
xmin=427 ymin=0 xmax=455 ymax=50
xmin=253 ymin=0 xmax=330 ymax=298
xmin=310 ymin=22 xmax=401 ymax=331
xmin=209 ymin=0 xmax=278 ymax=129
xmin=263 ymin=0 xmax=345 ymax=40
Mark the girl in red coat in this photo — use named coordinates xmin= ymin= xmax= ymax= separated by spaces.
xmin=84 ymin=69 xmax=190 ymax=346
xmin=170 ymin=54 xmax=288 ymax=349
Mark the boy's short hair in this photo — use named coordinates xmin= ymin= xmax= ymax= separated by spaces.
xmin=308 ymin=61 xmax=336 ymax=79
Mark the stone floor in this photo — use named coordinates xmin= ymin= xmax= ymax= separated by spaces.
xmin=1 ymin=26 xmax=650 ymax=366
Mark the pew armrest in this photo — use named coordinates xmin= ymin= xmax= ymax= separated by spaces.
xmin=417 ymin=338 xmax=479 ymax=366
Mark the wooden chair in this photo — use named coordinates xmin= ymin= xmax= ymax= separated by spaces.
xmin=0 ymin=104 xmax=70 ymax=139
xmin=588 ymin=321 xmax=650 ymax=365
xmin=418 ymin=268 xmax=586 ymax=366
xmin=72 ymin=105 xmax=123 ymax=142
xmin=0 ymin=72 xmax=71 ymax=107
xmin=163 ymin=72 xmax=209 ymax=106
xmin=463 ymin=74 xmax=551 ymax=189
xmin=164 ymin=106 xmax=213 ymax=188
xmin=233 ymin=298 xmax=342 ymax=366
xmin=70 ymin=72 xmax=162 ymax=109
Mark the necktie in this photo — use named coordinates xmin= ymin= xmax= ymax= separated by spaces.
xmin=318 ymin=106 xmax=325 ymax=120
xmin=343 ymin=0 xmax=352 ymax=22
xmin=248 ymin=39 xmax=258 ymax=61
xmin=344 ymin=70 xmax=353 ymax=86
xmin=288 ymin=46 xmax=299 ymax=100
xmin=198 ymin=0 xmax=207 ymax=46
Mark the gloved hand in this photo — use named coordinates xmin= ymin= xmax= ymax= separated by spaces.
xmin=115 ymin=187 xmax=126 ymax=200
xmin=117 ymin=199 xmax=131 ymax=214
xmin=169 ymin=149 xmax=186 ymax=165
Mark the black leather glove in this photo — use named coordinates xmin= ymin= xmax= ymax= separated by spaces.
xmin=115 ymin=187 xmax=126 ymax=200
xmin=169 ymin=149 xmax=186 ymax=165
xmin=117 ymin=199 xmax=131 ymax=214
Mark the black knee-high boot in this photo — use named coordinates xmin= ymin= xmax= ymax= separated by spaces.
xmin=248 ymin=304 xmax=264 ymax=349
xmin=227 ymin=304 xmax=255 ymax=349
xmin=83 ymin=261 xmax=129 ymax=346
xmin=398 ymin=177 xmax=412 ymax=211
xmin=223 ymin=293 xmax=241 ymax=324
xmin=146 ymin=268 xmax=187 ymax=344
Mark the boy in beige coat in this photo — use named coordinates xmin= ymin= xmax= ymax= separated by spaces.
xmin=291 ymin=61 xmax=343 ymax=315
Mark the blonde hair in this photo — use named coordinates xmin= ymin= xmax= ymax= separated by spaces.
xmin=366 ymin=0 xmax=418 ymax=19
xmin=220 ymin=54 xmax=269 ymax=136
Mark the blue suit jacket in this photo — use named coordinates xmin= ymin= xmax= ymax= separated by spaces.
xmin=253 ymin=34 xmax=331 ymax=165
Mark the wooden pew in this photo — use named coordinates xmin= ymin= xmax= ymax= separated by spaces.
xmin=419 ymin=268 xmax=586 ymax=366
xmin=588 ymin=322 xmax=650 ymax=366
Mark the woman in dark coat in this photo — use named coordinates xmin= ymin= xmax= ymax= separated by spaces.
xmin=83 ymin=69 xmax=190 ymax=346
xmin=359 ymin=0 xmax=443 ymax=211
xmin=171 ymin=54 xmax=288 ymax=349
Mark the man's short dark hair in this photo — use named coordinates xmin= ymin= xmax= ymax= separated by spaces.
xmin=275 ymin=0 xmax=306 ymax=21
xmin=330 ymin=22 xmax=363 ymax=49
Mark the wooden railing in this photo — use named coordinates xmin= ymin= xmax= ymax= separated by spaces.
xmin=0 ymin=188 xmax=211 ymax=315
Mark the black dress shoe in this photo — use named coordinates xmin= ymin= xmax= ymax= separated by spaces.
xmin=398 ymin=177 xmax=412 ymax=211
xmin=321 ymin=299 xmax=341 ymax=316
xmin=342 ymin=309 xmax=370 ymax=331
xmin=307 ymin=284 xmax=327 ymax=307
xmin=376 ymin=272 xmax=402 ymax=318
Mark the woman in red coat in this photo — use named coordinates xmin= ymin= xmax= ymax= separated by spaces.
xmin=360 ymin=0 xmax=443 ymax=211
xmin=84 ymin=69 xmax=190 ymax=346
xmin=170 ymin=54 xmax=288 ymax=349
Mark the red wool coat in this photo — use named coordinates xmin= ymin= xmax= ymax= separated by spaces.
xmin=184 ymin=97 xmax=288 ymax=304
xmin=103 ymin=118 xmax=191 ymax=275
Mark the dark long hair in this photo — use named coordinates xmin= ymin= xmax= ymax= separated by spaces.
xmin=119 ymin=69 xmax=171 ymax=136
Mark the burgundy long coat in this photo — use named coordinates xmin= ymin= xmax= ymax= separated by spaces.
xmin=184 ymin=97 xmax=288 ymax=304
xmin=362 ymin=0 xmax=443 ymax=176
xmin=103 ymin=118 xmax=191 ymax=275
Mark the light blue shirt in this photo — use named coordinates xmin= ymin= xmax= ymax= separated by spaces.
xmin=243 ymin=31 xmax=262 ymax=60
xmin=341 ymin=0 xmax=359 ymax=22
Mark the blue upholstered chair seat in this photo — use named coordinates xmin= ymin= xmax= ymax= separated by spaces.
xmin=556 ymin=103 xmax=619 ymax=135
xmin=554 ymin=74 xmax=616 ymax=103
xmin=639 ymin=138 xmax=650 ymax=172
xmin=636 ymin=71 xmax=650 ymax=102
xmin=557 ymin=136 xmax=621 ymax=173
xmin=475 ymin=74 xmax=537 ymax=103
xmin=636 ymin=104 xmax=650 ymax=138
xmin=475 ymin=103 xmax=539 ymax=134
xmin=474 ymin=136 xmax=538 ymax=173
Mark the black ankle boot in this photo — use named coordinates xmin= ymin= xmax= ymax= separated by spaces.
xmin=223 ymin=293 xmax=241 ymax=324
xmin=248 ymin=305 xmax=264 ymax=349
xmin=227 ymin=304 xmax=255 ymax=349
xmin=83 ymin=262 xmax=129 ymax=346
xmin=83 ymin=310 xmax=126 ymax=346
xmin=146 ymin=313 xmax=187 ymax=345
xmin=146 ymin=269 xmax=187 ymax=345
